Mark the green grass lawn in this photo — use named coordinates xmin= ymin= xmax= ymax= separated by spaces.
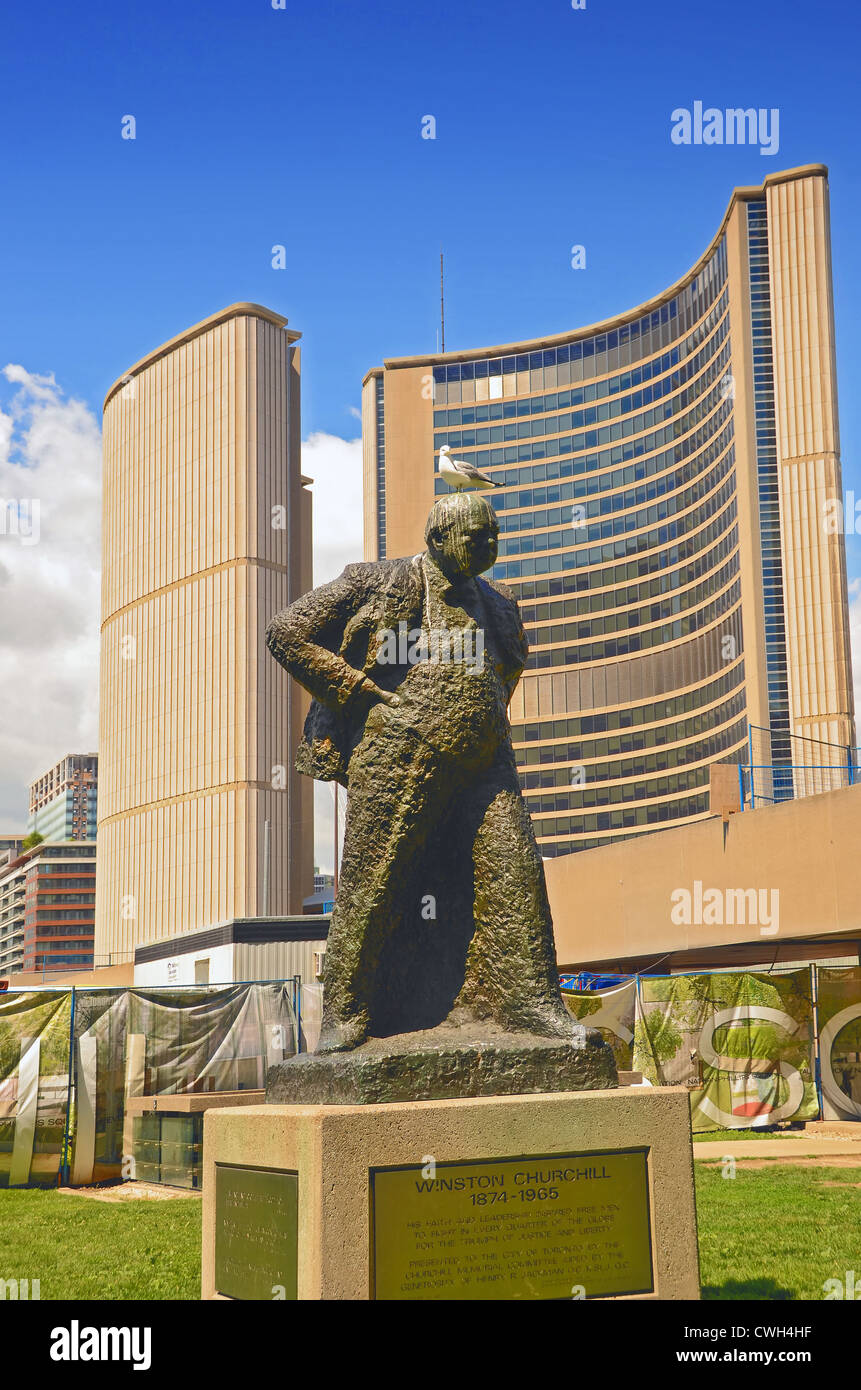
xmin=0 ymin=1189 xmax=201 ymax=1300
xmin=1 ymin=1166 xmax=859 ymax=1300
xmin=696 ymin=1164 xmax=861 ymax=1300
xmin=693 ymin=1127 xmax=796 ymax=1142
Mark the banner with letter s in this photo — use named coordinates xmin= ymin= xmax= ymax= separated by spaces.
xmin=634 ymin=969 xmax=819 ymax=1132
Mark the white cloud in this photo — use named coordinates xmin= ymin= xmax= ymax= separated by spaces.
xmin=301 ymin=430 xmax=364 ymax=872
xmin=302 ymin=430 xmax=364 ymax=585
xmin=3 ymin=364 xmax=60 ymax=402
xmin=0 ymin=393 xmax=363 ymax=879
xmin=0 ymin=410 xmax=13 ymax=465
xmin=0 ymin=367 xmax=102 ymax=829
xmin=313 ymin=779 xmax=346 ymax=879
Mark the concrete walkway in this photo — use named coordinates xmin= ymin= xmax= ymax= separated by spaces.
xmin=695 ymin=1135 xmax=861 ymax=1161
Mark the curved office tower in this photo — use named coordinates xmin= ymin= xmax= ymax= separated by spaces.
xmin=363 ymin=167 xmax=855 ymax=857
xmin=97 ymin=304 xmax=313 ymax=959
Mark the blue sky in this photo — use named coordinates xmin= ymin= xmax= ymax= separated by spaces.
xmin=1 ymin=0 xmax=859 ymax=470
xmin=1 ymin=0 xmax=860 ymax=835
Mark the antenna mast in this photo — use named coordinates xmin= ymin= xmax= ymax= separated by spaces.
xmin=440 ymin=250 xmax=445 ymax=354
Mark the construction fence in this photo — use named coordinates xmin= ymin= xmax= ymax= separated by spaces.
xmin=0 ymin=981 xmax=299 ymax=1190
xmin=563 ymin=965 xmax=861 ymax=1131
xmin=3 ymin=968 xmax=859 ymax=1190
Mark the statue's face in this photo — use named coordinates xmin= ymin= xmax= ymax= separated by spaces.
xmin=429 ymin=509 xmax=499 ymax=580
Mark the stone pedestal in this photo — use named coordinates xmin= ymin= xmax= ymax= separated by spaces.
xmin=266 ymin=1022 xmax=617 ymax=1105
xmin=202 ymin=1087 xmax=700 ymax=1301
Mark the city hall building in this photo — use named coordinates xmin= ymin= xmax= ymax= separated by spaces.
xmin=362 ymin=165 xmax=855 ymax=858
xmin=97 ymin=304 xmax=314 ymax=961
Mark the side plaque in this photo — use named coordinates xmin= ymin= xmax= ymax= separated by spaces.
xmin=371 ymin=1149 xmax=653 ymax=1300
xmin=215 ymin=1163 xmax=298 ymax=1300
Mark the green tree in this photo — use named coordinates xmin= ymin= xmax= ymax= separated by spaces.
xmin=633 ymin=1010 xmax=684 ymax=1084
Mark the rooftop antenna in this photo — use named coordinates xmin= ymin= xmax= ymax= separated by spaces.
xmin=440 ymin=249 xmax=445 ymax=354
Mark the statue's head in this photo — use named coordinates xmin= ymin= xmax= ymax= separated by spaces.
xmin=424 ymin=492 xmax=499 ymax=581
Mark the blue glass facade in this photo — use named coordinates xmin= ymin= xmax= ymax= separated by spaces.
xmin=418 ymin=239 xmax=748 ymax=853
xmin=366 ymin=168 xmax=855 ymax=859
xmin=747 ymin=200 xmax=791 ymax=795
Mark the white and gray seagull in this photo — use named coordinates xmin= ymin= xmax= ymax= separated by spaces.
xmin=438 ymin=444 xmax=501 ymax=491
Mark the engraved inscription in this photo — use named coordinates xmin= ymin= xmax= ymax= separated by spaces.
xmin=215 ymin=1164 xmax=298 ymax=1300
xmin=371 ymin=1149 xmax=653 ymax=1300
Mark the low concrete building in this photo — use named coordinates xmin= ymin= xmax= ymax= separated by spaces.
xmin=132 ymin=916 xmax=329 ymax=988
xmin=546 ymin=780 xmax=861 ymax=973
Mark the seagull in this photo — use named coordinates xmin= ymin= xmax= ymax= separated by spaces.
xmin=438 ymin=444 xmax=501 ymax=491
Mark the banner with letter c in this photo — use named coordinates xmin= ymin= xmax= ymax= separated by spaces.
xmin=816 ymin=967 xmax=861 ymax=1121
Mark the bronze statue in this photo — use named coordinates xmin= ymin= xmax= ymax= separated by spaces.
xmin=265 ymin=492 xmax=615 ymax=1100
xmin=267 ymin=492 xmax=584 ymax=1048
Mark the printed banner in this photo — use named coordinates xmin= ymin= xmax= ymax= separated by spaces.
xmin=816 ymin=967 xmax=861 ymax=1121
xmin=301 ymin=983 xmax=323 ymax=1055
xmin=70 ymin=983 xmax=299 ymax=1184
xmin=562 ymin=979 xmax=636 ymax=1071
xmin=0 ymin=991 xmax=72 ymax=1188
xmin=634 ymin=969 xmax=819 ymax=1132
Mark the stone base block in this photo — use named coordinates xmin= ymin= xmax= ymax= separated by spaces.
xmin=266 ymin=1022 xmax=617 ymax=1105
xmin=202 ymin=1087 xmax=700 ymax=1301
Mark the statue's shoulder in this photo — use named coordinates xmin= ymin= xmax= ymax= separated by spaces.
xmin=339 ymin=556 xmax=416 ymax=586
xmin=479 ymin=574 xmax=521 ymax=610
xmin=347 ymin=555 xmax=425 ymax=602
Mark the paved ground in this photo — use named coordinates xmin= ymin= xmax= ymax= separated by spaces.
xmin=695 ymin=1136 xmax=861 ymax=1163
xmin=55 ymin=1123 xmax=861 ymax=1190
xmin=698 ymin=1157 xmax=861 ymax=1179
xmin=56 ymin=1181 xmax=201 ymax=1202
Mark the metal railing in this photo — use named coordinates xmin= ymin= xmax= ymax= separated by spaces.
xmin=739 ymin=725 xmax=861 ymax=808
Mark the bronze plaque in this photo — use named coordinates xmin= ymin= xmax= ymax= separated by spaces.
xmin=371 ymin=1149 xmax=653 ymax=1300
xmin=214 ymin=1163 xmax=298 ymax=1300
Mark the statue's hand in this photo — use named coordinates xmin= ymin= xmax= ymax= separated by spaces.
xmin=354 ymin=674 xmax=402 ymax=709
